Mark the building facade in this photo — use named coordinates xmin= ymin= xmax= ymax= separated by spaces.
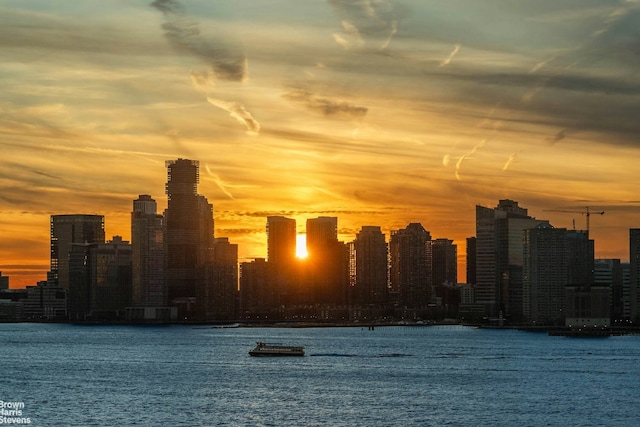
xmin=353 ymin=226 xmax=388 ymax=306
xmin=50 ymin=214 xmax=105 ymax=290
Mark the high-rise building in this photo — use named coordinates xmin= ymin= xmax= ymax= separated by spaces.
xmin=353 ymin=226 xmax=388 ymax=306
xmin=68 ymin=236 xmax=131 ymax=320
xmin=431 ymin=238 xmax=457 ymax=287
xmin=164 ymin=159 xmax=214 ymax=317
xmin=306 ymin=217 xmax=338 ymax=253
xmin=131 ymin=195 xmax=166 ymax=308
xmin=522 ymin=224 xmax=567 ymax=325
xmin=630 ymin=229 xmax=640 ymax=321
xmin=50 ymin=214 xmax=105 ymax=290
xmin=594 ymin=258 xmax=623 ymax=322
xmin=239 ymin=258 xmax=271 ymax=317
xmin=466 ymin=237 xmax=476 ymax=285
xmin=266 ymin=216 xmax=296 ymax=304
xmin=431 ymin=238 xmax=458 ymax=317
xmin=475 ymin=200 xmax=548 ymax=320
xmin=304 ymin=217 xmax=347 ymax=305
xmin=390 ymin=223 xmax=431 ymax=309
xmin=197 ymin=237 xmax=238 ymax=321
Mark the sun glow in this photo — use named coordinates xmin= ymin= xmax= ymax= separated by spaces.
xmin=296 ymin=234 xmax=308 ymax=259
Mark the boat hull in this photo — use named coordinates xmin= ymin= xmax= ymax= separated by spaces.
xmin=249 ymin=342 xmax=305 ymax=357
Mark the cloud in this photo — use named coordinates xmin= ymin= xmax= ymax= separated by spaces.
xmin=455 ymin=139 xmax=487 ymax=181
xmin=502 ymin=153 xmax=517 ymax=171
xmin=206 ymin=97 xmax=260 ymax=134
xmin=283 ymin=89 xmax=368 ymax=120
xmin=439 ymin=44 xmax=461 ymax=68
xmin=327 ymin=0 xmax=397 ymax=51
xmin=547 ymin=129 xmax=568 ymax=145
xmin=151 ymin=0 xmax=247 ymax=82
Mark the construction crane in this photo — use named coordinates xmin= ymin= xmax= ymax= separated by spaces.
xmin=543 ymin=207 xmax=604 ymax=232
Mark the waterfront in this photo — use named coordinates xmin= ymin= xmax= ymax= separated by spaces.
xmin=1 ymin=324 xmax=639 ymax=426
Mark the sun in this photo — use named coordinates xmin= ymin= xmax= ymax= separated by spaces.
xmin=296 ymin=234 xmax=308 ymax=259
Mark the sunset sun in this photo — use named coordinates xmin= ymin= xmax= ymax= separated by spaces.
xmin=296 ymin=234 xmax=308 ymax=259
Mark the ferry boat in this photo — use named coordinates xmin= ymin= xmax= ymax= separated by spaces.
xmin=249 ymin=341 xmax=305 ymax=357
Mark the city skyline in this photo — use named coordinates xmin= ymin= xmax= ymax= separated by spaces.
xmin=2 ymin=0 xmax=640 ymax=287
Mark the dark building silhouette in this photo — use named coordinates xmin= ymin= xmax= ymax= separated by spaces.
xmin=630 ymin=229 xmax=640 ymax=322
xmin=131 ymin=195 xmax=166 ymax=307
xmin=390 ymin=223 xmax=432 ymax=310
xmin=240 ymin=258 xmax=272 ymax=318
xmin=466 ymin=237 xmax=476 ymax=285
xmin=164 ymin=159 xmax=214 ymax=318
xmin=129 ymin=195 xmax=172 ymax=321
xmin=305 ymin=217 xmax=348 ymax=306
xmin=475 ymin=200 xmax=548 ymax=320
xmin=50 ymin=214 xmax=105 ymax=290
xmin=68 ymin=237 xmax=132 ymax=320
xmin=0 ymin=272 xmax=8 ymax=290
xmin=353 ymin=226 xmax=388 ymax=306
xmin=266 ymin=216 xmax=296 ymax=304
xmin=197 ymin=237 xmax=238 ymax=321
xmin=594 ymin=258 xmax=624 ymax=323
xmin=523 ymin=224 xmax=568 ymax=325
xmin=431 ymin=238 xmax=458 ymax=317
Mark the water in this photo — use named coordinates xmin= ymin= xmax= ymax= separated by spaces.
xmin=1 ymin=324 xmax=639 ymax=426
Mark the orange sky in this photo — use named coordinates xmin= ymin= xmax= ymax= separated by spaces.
xmin=2 ymin=0 xmax=640 ymax=288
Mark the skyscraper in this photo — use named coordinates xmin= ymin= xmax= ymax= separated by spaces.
xmin=522 ymin=224 xmax=567 ymax=325
xmin=390 ymin=223 xmax=431 ymax=309
xmin=475 ymin=200 xmax=548 ymax=320
xmin=50 ymin=214 xmax=105 ymax=290
xmin=197 ymin=237 xmax=238 ymax=321
xmin=431 ymin=238 xmax=457 ymax=287
xmin=306 ymin=217 xmax=338 ymax=255
xmin=305 ymin=217 xmax=347 ymax=305
xmin=68 ymin=236 xmax=131 ymax=320
xmin=131 ymin=195 xmax=166 ymax=309
xmin=629 ymin=229 xmax=640 ymax=321
xmin=266 ymin=216 xmax=296 ymax=304
xmin=164 ymin=159 xmax=214 ymax=316
xmin=353 ymin=226 xmax=388 ymax=306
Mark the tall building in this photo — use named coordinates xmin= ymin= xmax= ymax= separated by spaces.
xmin=522 ymin=224 xmax=567 ymax=325
xmin=475 ymin=200 xmax=548 ymax=320
xmin=594 ymin=258 xmax=623 ymax=322
xmin=197 ymin=237 xmax=238 ymax=321
xmin=68 ymin=236 xmax=132 ymax=320
xmin=466 ymin=237 xmax=476 ymax=285
xmin=305 ymin=217 xmax=348 ymax=305
xmin=630 ymin=229 xmax=640 ymax=322
xmin=50 ymin=214 xmax=105 ymax=290
xmin=431 ymin=238 xmax=458 ymax=317
xmin=164 ymin=159 xmax=214 ymax=317
xmin=131 ymin=195 xmax=166 ymax=308
xmin=0 ymin=272 xmax=8 ymax=290
xmin=127 ymin=195 xmax=173 ymax=321
xmin=390 ymin=223 xmax=431 ymax=309
xmin=239 ymin=258 xmax=271 ymax=317
xmin=353 ymin=226 xmax=388 ymax=306
xmin=306 ymin=217 xmax=338 ymax=254
xmin=431 ymin=238 xmax=457 ymax=287
xmin=266 ymin=216 xmax=296 ymax=304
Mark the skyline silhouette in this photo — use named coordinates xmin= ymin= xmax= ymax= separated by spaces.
xmin=2 ymin=1 xmax=640 ymax=287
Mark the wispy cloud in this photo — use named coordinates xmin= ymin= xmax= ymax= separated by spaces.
xmin=455 ymin=139 xmax=487 ymax=181
xmin=502 ymin=153 xmax=517 ymax=171
xmin=206 ymin=97 xmax=260 ymax=135
xmin=327 ymin=0 xmax=397 ymax=51
xmin=151 ymin=0 xmax=247 ymax=82
xmin=283 ymin=89 xmax=368 ymax=120
xmin=439 ymin=43 xmax=461 ymax=68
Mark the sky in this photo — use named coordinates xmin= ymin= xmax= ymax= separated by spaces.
xmin=2 ymin=0 xmax=640 ymax=288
